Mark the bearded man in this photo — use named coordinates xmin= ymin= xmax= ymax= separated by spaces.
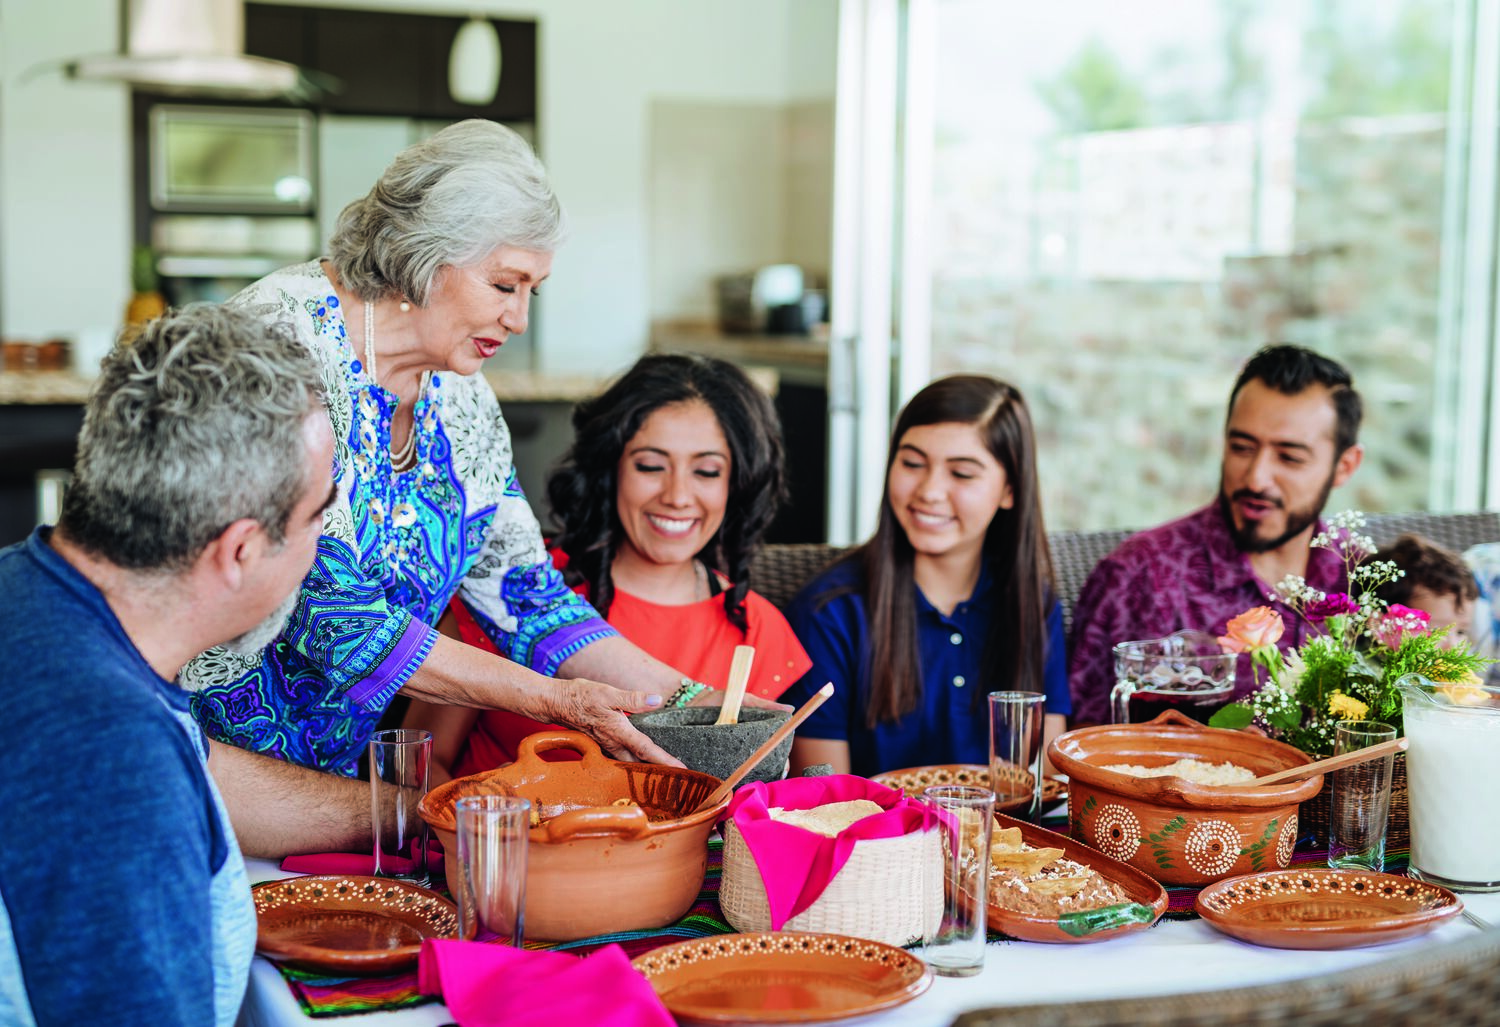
xmin=1067 ymin=345 xmax=1364 ymax=726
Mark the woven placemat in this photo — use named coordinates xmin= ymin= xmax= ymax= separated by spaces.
xmin=264 ymin=838 xmax=735 ymax=1017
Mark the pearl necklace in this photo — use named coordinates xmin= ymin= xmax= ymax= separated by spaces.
xmin=364 ymin=300 xmax=430 ymax=471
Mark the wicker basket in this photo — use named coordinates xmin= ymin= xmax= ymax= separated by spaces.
xmin=1299 ymin=752 xmax=1409 ymax=851
xmin=719 ymin=819 xmax=943 ymax=946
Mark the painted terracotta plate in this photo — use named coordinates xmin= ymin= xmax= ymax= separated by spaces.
xmin=252 ymin=875 xmax=458 ymax=975
xmin=633 ymin=931 xmax=932 ymax=1024
xmin=985 ymin=813 xmax=1168 ymax=944
xmin=1195 ymin=869 xmax=1462 ymax=949
xmin=872 ymin=764 xmax=1067 ymax=812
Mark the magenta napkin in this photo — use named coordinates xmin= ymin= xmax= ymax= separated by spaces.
xmin=418 ymin=939 xmax=673 ymax=1027
xmin=724 ymin=774 xmax=940 ymax=930
xmin=280 ymin=840 xmax=444 ymax=878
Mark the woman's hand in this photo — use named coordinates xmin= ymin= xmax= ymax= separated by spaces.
xmin=539 ymin=678 xmax=686 ymax=766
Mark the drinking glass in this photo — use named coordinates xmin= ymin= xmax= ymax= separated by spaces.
xmin=369 ymin=728 xmax=431 ymax=886
xmin=1110 ymin=630 xmax=1237 ymax=724
xmin=1328 ymin=720 xmax=1398 ymax=872
xmin=988 ymin=691 xmax=1045 ymax=818
xmin=921 ymin=785 xmax=995 ymax=977
xmin=454 ymin=794 xmax=531 ymax=945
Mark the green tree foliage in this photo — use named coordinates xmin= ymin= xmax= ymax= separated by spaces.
xmin=1034 ymin=38 xmax=1150 ymax=133
xmin=1033 ymin=0 xmax=1450 ymax=135
xmin=1302 ymin=0 xmax=1450 ymax=119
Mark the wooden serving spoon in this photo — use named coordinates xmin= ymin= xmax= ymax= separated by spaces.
xmin=714 ymin=645 xmax=756 ymax=726
xmin=1244 ymin=737 xmax=1408 ymax=787
xmin=692 ymin=682 xmax=835 ymax=814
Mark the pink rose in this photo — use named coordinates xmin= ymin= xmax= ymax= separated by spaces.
xmin=1305 ymin=592 xmax=1359 ymax=621
xmin=1218 ymin=606 xmax=1286 ymax=653
xmin=1372 ymin=604 xmax=1431 ymax=649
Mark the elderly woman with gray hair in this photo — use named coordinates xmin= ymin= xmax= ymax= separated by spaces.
xmin=182 ymin=120 xmax=743 ymax=776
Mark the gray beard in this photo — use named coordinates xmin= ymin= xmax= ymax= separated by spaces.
xmin=222 ymin=589 xmax=298 ymax=654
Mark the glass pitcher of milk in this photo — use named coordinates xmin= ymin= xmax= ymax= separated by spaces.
xmin=1400 ymin=673 xmax=1500 ymax=891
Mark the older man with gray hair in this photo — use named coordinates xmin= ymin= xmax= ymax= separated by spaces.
xmin=0 ymin=304 xmax=371 ymax=1026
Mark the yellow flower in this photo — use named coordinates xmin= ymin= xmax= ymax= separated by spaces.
xmin=1327 ymin=692 xmax=1369 ymax=720
xmin=1438 ymin=672 xmax=1489 ymax=706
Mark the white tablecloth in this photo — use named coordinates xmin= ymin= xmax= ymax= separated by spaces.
xmin=236 ymin=857 xmax=1499 ymax=1027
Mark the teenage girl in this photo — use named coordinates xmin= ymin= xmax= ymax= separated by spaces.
xmin=784 ymin=375 xmax=1069 ymax=776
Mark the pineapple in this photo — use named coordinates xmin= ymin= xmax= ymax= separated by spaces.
xmin=125 ymin=245 xmax=167 ymax=327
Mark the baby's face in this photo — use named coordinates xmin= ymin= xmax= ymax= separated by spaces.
xmin=1407 ymin=584 xmax=1473 ymax=648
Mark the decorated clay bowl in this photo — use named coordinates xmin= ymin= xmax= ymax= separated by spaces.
xmin=1048 ymin=710 xmax=1323 ymax=886
xmin=629 ymin=706 xmax=792 ymax=786
xmin=418 ymin=730 xmax=728 ymax=941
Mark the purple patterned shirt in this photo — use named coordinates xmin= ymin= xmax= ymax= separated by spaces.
xmin=1067 ymin=502 xmax=1347 ymax=725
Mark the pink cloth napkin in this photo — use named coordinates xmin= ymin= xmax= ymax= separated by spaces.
xmin=418 ymin=938 xmax=673 ymax=1027
xmin=280 ymin=840 xmax=444 ymax=878
xmin=724 ymin=774 xmax=940 ymax=929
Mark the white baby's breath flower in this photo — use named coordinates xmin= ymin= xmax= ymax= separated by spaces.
xmin=1328 ymin=510 xmax=1368 ymax=530
xmin=1273 ymin=574 xmax=1325 ymax=608
xmin=1274 ymin=574 xmax=1307 ymax=600
xmin=1274 ymin=648 xmax=1307 ymax=692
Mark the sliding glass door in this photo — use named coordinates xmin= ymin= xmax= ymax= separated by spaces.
xmin=830 ymin=0 xmax=1500 ymax=534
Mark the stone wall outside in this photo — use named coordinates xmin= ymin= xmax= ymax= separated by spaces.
xmin=929 ymin=116 xmax=1448 ymax=531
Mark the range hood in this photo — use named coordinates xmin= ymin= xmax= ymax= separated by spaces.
xmin=64 ymin=0 xmax=323 ymax=100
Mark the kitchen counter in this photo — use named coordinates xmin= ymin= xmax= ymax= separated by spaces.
xmin=0 ymin=371 xmax=97 ymax=405
xmin=650 ymin=321 xmax=828 ymax=387
xmin=0 ymin=368 xmax=613 ymax=406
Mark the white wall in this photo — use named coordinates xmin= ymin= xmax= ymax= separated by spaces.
xmin=0 ymin=0 xmax=130 ymax=364
xmin=0 ymin=0 xmax=837 ymax=375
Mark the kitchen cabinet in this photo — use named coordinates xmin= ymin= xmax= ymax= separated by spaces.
xmin=244 ymin=5 xmax=537 ymax=123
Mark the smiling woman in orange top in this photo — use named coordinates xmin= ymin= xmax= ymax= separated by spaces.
xmin=407 ymin=353 xmax=811 ymax=782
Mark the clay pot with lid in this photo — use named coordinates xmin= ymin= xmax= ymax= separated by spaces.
xmin=1049 ymin=710 xmax=1323 ymax=886
xmin=418 ymin=730 xmax=728 ymax=941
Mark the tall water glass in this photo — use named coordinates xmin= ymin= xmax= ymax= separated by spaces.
xmin=454 ymin=794 xmax=531 ymax=946
xmin=369 ymin=729 xmax=431 ymax=886
xmin=921 ymin=785 xmax=995 ymax=977
xmin=988 ymin=691 xmax=1045 ymax=818
xmin=1328 ymin=720 xmax=1398 ymax=872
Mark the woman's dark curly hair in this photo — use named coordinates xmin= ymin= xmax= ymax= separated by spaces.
xmin=546 ymin=353 xmax=788 ymax=630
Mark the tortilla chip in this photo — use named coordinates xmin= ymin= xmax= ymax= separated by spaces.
xmin=990 ymin=846 xmax=1065 ymax=876
xmin=991 ymin=827 xmax=1025 ymax=852
xmin=1027 ymin=873 xmax=1090 ymax=898
xmin=769 ymin=799 xmax=884 ymax=837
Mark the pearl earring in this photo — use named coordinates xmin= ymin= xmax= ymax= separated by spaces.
xmin=399 ymin=300 xmax=411 ymax=312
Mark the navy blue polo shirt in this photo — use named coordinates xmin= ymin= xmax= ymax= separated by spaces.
xmin=784 ymin=559 xmax=1070 ymax=777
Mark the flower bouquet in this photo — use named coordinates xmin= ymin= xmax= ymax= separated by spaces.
xmin=1207 ymin=512 xmax=1488 ymax=756
xmin=1206 ymin=512 xmax=1490 ymax=850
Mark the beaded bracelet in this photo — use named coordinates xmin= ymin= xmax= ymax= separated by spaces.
xmin=667 ymin=678 xmax=710 ymax=708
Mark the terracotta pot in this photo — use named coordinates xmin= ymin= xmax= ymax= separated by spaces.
xmin=418 ymin=730 xmax=728 ymax=941
xmin=1048 ymin=710 xmax=1324 ymax=886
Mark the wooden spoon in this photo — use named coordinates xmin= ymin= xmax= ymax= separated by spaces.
xmin=692 ymin=682 xmax=835 ymax=814
xmin=714 ymin=645 xmax=756 ymax=726
xmin=1244 ymin=737 xmax=1407 ymax=787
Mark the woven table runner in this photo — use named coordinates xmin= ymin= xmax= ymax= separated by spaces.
xmin=266 ymin=840 xmax=735 ymax=1018
xmin=264 ymin=832 xmax=1415 ymax=1015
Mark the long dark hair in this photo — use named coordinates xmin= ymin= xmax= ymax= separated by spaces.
xmin=834 ymin=375 xmax=1054 ymax=727
xmin=546 ymin=353 xmax=787 ymax=630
